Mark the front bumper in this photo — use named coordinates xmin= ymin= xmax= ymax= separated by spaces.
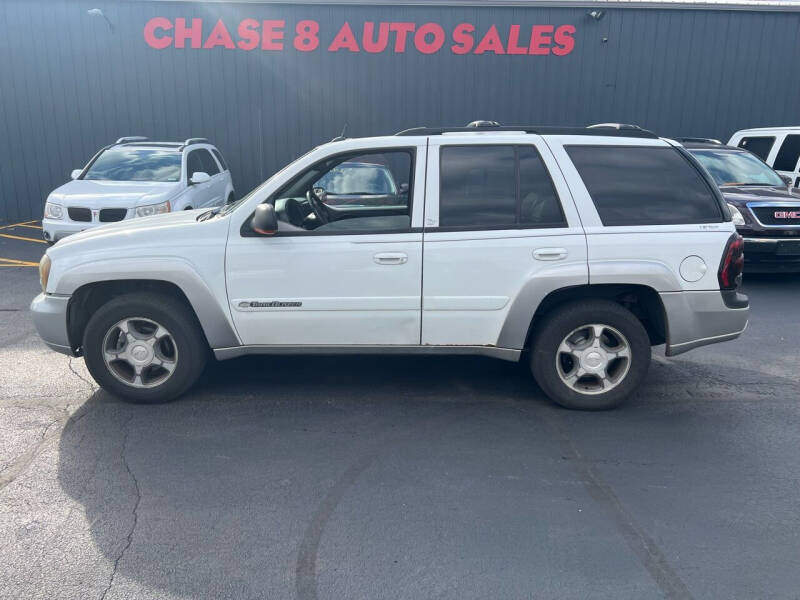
xmin=660 ymin=290 xmax=749 ymax=356
xmin=42 ymin=218 xmax=100 ymax=242
xmin=743 ymin=237 xmax=800 ymax=272
xmin=30 ymin=293 xmax=74 ymax=355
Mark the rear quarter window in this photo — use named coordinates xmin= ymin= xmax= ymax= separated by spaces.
xmin=566 ymin=145 xmax=723 ymax=226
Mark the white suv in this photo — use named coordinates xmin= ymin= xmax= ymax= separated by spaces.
xmin=42 ymin=137 xmax=235 ymax=243
xmin=31 ymin=123 xmax=749 ymax=410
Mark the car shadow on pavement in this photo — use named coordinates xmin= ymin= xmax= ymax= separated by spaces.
xmin=54 ymin=353 xmax=799 ymax=600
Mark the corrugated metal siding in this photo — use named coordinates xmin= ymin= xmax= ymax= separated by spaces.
xmin=1 ymin=0 xmax=799 ymax=222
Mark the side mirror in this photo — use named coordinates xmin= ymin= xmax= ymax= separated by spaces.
xmin=399 ymin=183 xmax=409 ymax=193
xmin=70 ymin=169 xmax=82 ymax=180
xmin=251 ymin=204 xmax=278 ymax=235
xmin=190 ymin=171 xmax=211 ymax=185
xmin=780 ymin=174 xmax=792 ymax=186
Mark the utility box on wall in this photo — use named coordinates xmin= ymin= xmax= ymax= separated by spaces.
xmin=1 ymin=0 xmax=799 ymax=222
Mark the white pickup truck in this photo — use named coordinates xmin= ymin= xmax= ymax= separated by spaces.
xmin=32 ymin=123 xmax=749 ymax=410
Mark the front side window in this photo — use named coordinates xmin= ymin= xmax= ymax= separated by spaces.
xmin=566 ymin=145 xmax=723 ymax=226
xmin=83 ymin=148 xmax=182 ymax=182
xmin=691 ymin=149 xmax=784 ymax=187
xmin=772 ymin=135 xmax=800 ymax=172
xmin=439 ymin=145 xmax=564 ymax=228
xmin=186 ymin=150 xmax=204 ymax=178
xmin=266 ymin=149 xmax=414 ymax=234
xmin=737 ymin=136 xmax=775 ymax=161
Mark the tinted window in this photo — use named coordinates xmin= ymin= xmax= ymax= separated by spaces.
xmin=519 ymin=146 xmax=564 ymax=225
xmin=186 ymin=150 xmax=204 ymax=178
xmin=83 ymin=148 xmax=182 ymax=182
xmin=440 ymin=146 xmax=516 ymax=227
xmin=566 ymin=146 xmax=722 ymax=226
xmin=211 ymin=148 xmax=228 ymax=171
xmin=198 ymin=149 xmax=220 ymax=175
xmin=737 ymin=136 xmax=775 ymax=161
xmin=772 ymin=135 xmax=800 ymax=172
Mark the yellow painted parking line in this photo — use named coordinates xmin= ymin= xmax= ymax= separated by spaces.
xmin=0 ymin=232 xmax=47 ymax=244
xmin=0 ymin=256 xmax=40 ymax=266
xmin=0 ymin=263 xmax=39 ymax=268
xmin=14 ymin=223 xmax=42 ymax=230
xmin=0 ymin=220 xmax=39 ymax=230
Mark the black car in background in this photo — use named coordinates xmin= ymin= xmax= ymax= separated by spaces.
xmin=685 ymin=141 xmax=800 ymax=272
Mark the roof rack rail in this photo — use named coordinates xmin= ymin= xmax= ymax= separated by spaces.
xmin=183 ymin=137 xmax=210 ymax=146
xmin=675 ymin=137 xmax=723 ymax=145
xmin=115 ymin=136 xmax=149 ymax=144
xmin=395 ymin=124 xmax=659 ymax=139
xmin=587 ymin=123 xmax=646 ymax=130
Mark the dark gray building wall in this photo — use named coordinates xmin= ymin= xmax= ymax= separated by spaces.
xmin=1 ymin=0 xmax=799 ymax=223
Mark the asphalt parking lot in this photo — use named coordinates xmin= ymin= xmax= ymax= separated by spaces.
xmin=1 ymin=231 xmax=799 ymax=600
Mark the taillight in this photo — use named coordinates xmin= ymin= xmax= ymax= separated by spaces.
xmin=718 ymin=233 xmax=744 ymax=290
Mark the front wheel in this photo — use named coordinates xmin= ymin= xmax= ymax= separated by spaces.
xmin=530 ymin=300 xmax=651 ymax=410
xmin=82 ymin=293 xmax=208 ymax=403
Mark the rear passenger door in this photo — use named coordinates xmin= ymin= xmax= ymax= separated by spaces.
xmin=421 ymin=135 xmax=588 ymax=348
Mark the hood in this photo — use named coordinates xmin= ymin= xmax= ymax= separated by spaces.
xmin=47 ymin=180 xmax=182 ymax=208
xmin=720 ymin=185 xmax=800 ymax=207
xmin=52 ymin=208 xmax=208 ymax=250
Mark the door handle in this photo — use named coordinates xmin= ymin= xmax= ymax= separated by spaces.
xmin=533 ymin=247 xmax=568 ymax=261
xmin=374 ymin=252 xmax=408 ymax=265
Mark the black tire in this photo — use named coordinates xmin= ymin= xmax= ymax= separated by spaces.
xmin=82 ymin=292 xmax=208 ymax=404
xmin=530 ymin=300 xmax=651 ymax=411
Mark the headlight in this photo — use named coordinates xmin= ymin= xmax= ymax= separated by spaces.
xmin=727 ymin=203 xmax=746 ymax=226
xmin=44 ymin=202 xmax=63 ymax=220
xmin=135 ymin=200 xmax=171 ymax=218
xmin=39 ymin=254 xmax=51 ymax=293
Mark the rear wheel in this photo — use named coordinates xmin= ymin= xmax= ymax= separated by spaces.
xmin=82 ymin=293 xmax=208 ymax=403
xmin=530 ymin=300 xmax=650 ymax=410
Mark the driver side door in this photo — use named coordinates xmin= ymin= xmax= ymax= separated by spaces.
xmin=224 ymin=143 xmax=426 ymax=347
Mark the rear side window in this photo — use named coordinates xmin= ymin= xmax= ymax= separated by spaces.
xmin=772 ymin=135 xmax=800 ymax=172
xmin=737 ymin=136 xmax=775 ymax=161
xmin=439 ymin=145 xmax=565 ymax=228
xmin=566 ymin=146 xmax=722 ymax=226
xmin=198 ymin=149 xmax=220 ymax=175
xmin=211 ymin=148 xmax=228 ymax=171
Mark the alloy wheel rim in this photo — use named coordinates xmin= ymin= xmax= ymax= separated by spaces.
xmin=102 ymin=317 xmax=178 ymax=388
xmin=556 ymin=323 xmax=631 ymax=395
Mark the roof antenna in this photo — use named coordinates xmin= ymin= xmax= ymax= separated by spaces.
xmin=331 ymin=123 xmax=348 ymax=142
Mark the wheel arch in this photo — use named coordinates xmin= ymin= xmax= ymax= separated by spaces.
xmin=497 ymin=282 xmax=667 ymax=351
xmin=523 ymin=284 xmax=667 ymax=350
xmin=66 ymin=277 xmax=239 ymax=354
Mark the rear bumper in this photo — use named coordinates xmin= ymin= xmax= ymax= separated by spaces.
xmin=661 ymin=290 xmax=749 ymax=356
xmin=30 ymin=293 xmax=74 ymax=355
xmin=743 ymin=237 xmax=800 ymax=272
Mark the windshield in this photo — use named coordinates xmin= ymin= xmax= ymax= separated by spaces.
xmin=691 ymin=149 xmax=784 ymax=187
xmin=83 ymin=148 xmax=182 ymax=182
xmin=315 ymin=163 xmax=397 ymax=195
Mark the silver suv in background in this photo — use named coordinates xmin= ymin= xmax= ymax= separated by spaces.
xmin=43 ymin=137 xmax=235 ymax=243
